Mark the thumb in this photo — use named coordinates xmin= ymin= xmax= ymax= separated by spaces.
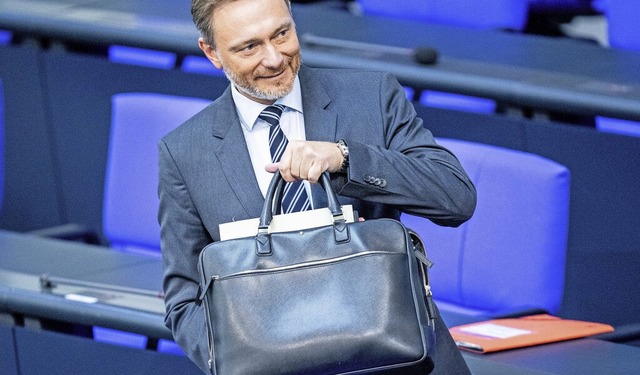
xmin=265 ymin=162 xmax=280 ymax=173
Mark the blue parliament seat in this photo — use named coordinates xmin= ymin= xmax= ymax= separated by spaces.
xmin=356 ymin=0 xmax=529 ymax=30
xmin=108 ymin=45 xmax=177 ymax=70
xmin=420 ymin=91 xmax=496 ymax=114
xmin=402 ymin=138 xmax=571 ymax=327
xmin=596 ymin=117 xmax=640 ymax=138
xmin=103 ymin=92 xmax=210 ymax=255
xmin=181 ymin=55 xmax=226 ymax=76
xmin=96 ymin=93 xmax=210 ymax=351
xmin=595 ymin=0 xmax=640 ymax=136
xmin=602 ymin=0 xmax=639 ymax=51
xmin=0 ymin=29 xmax=11 ymax=45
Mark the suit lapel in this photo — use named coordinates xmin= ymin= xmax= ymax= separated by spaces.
xmin=299 ymin=66 xmax=337 ymax=209
xmin=210 ymin=88 xmax=265 ymax=218
xmin=300 ymin=66 xmax=336 ymax=143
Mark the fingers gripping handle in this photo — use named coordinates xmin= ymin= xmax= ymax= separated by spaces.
xmin=256 ymin=172 xmax=349 ymax=256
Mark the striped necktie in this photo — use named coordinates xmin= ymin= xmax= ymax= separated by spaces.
xmin=259 ymin=104 xmax=312 ymax=214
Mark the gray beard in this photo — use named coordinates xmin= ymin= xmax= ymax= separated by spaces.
xmin=223 ymin=67 xmax=296 ymax=102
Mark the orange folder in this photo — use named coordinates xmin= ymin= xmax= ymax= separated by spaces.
xmin=449 ymin=314 xmax=614 ymax=353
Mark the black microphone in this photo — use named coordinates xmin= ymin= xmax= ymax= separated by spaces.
xmin=300 ymin=34 xmax=438 ymax=65
xmin=414 ymin=46 xmax=439 ymax=65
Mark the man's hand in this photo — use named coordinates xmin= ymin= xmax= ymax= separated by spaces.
xmin=265 ymin=140 xmax=343 ymax=183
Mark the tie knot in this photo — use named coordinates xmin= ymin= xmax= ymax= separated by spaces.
xmin=259 ymin=104 xmax=286 ymax=127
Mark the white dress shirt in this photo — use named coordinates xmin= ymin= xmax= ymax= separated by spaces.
xmin=230 ymin=75 xmax=313 ymax=206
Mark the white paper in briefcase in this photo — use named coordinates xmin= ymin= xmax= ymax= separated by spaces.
xmin=219 ymin=205 xmax=355 ymax=241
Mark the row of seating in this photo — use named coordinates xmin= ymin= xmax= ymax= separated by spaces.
xmin=103 ymin=92 xmax=570 ymax=329
xmin=355 ymin=0 xmax=632 ymax=44
xmin=17 ymin=1 xmax=629 ymax=134
xmin=355 ymin=0 xmax=531 ymax=31
xmin=0 ymin=44 xmax=571 ymax=349
xmin=107 ymin=44 xmax=636 ymax=138
xmin=356 ymin=0 xmax=640 ymax=136
xmin=107 ymin=45 xmax=226 ymax=77
xmin=0 ymin=89 xmax=564 ymax=353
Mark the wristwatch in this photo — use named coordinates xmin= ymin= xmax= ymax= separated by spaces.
xmin=337 ymin=139 xmax=349 ymax=173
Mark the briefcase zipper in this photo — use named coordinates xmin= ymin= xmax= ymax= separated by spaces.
xmin=199 ymin=251 xmax=400 ymax=303
xmin=210 ymin=251 xmax=397 ymax=283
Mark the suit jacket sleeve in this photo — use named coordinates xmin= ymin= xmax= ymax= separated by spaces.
xmin=158 ymin=139 xmax=211 ymax=374
xmin=331 ymin=72 xmax=476 ymax=227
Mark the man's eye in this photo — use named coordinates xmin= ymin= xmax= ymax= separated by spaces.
xmin=274 ymin=29 xmax=289 ymax=40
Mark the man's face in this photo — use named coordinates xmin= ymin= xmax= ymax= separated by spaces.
xmin=200 ymin=0 xmax=301 ymax=104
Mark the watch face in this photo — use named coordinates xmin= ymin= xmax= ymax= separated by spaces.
xmin=337 ymin=140 xmax=349 ymax=172
xmin=338 ymin=140 xmax=348 ymax=155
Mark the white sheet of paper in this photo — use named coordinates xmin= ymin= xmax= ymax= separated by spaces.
xmin=64 ymin=293 xmax=99 ymax=304
xmin=219 ymin=205 xmax=355 ymax=241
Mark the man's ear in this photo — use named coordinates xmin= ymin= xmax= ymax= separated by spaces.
xmin=198 ymin=37 xmax=223 ymax=70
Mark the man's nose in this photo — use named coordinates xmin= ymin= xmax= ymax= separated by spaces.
xmin=262 ymin=43 xmax=284 ymax=67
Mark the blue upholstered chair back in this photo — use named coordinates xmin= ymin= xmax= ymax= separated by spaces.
xmin=594 ymin=1 xmax=640 ymax=137
xmin=356 ymin=0 xmax=529 ymax=30
xmin=602 ymin=0 xmax=640 ymax=51
xmin=402 ymin=138 xmax=570 ymax=325
xmin=103 ymin=93 xmax=210 ymax=254
xmin=0 ymin=79 xmax=4 ymax=211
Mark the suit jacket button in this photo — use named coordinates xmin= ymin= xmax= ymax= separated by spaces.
xmin=364 ymin=174 xmax=373 ymax=183
xmin=374 ymin=178 xmax=382 ymax=186
xmin=379 ymin=179 xmax=387 ymax=188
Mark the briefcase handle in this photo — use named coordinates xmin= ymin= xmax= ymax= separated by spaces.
xmin=256 ymin=172 xmax=349 ymax=256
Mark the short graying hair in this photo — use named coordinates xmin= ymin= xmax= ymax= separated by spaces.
xmin=191 ymin=0 xmax=292 ymax=47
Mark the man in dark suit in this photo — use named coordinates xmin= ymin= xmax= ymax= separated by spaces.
xmin=159 ymin=0 xmax=476 ymax=373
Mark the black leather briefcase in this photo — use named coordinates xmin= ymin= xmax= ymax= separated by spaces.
xmin=197 ymin=172 xmax=436 ymax=375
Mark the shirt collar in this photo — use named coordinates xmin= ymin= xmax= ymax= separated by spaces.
xmin=231 ymin=75 xmax=303 ymax=132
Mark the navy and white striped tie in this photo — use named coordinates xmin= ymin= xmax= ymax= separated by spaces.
xmin=259 ymin=104 xmax=311 ymax=214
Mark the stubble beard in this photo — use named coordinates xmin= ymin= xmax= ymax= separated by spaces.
xmin=222 ymin=54 xmax=301 ymax=102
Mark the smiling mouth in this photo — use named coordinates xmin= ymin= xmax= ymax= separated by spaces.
xmin=261 ymin=70 xmax=286 ymax=80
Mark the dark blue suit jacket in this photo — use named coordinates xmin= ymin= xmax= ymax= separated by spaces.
xmin=158 ymin=65 xmax=476 ymax=373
